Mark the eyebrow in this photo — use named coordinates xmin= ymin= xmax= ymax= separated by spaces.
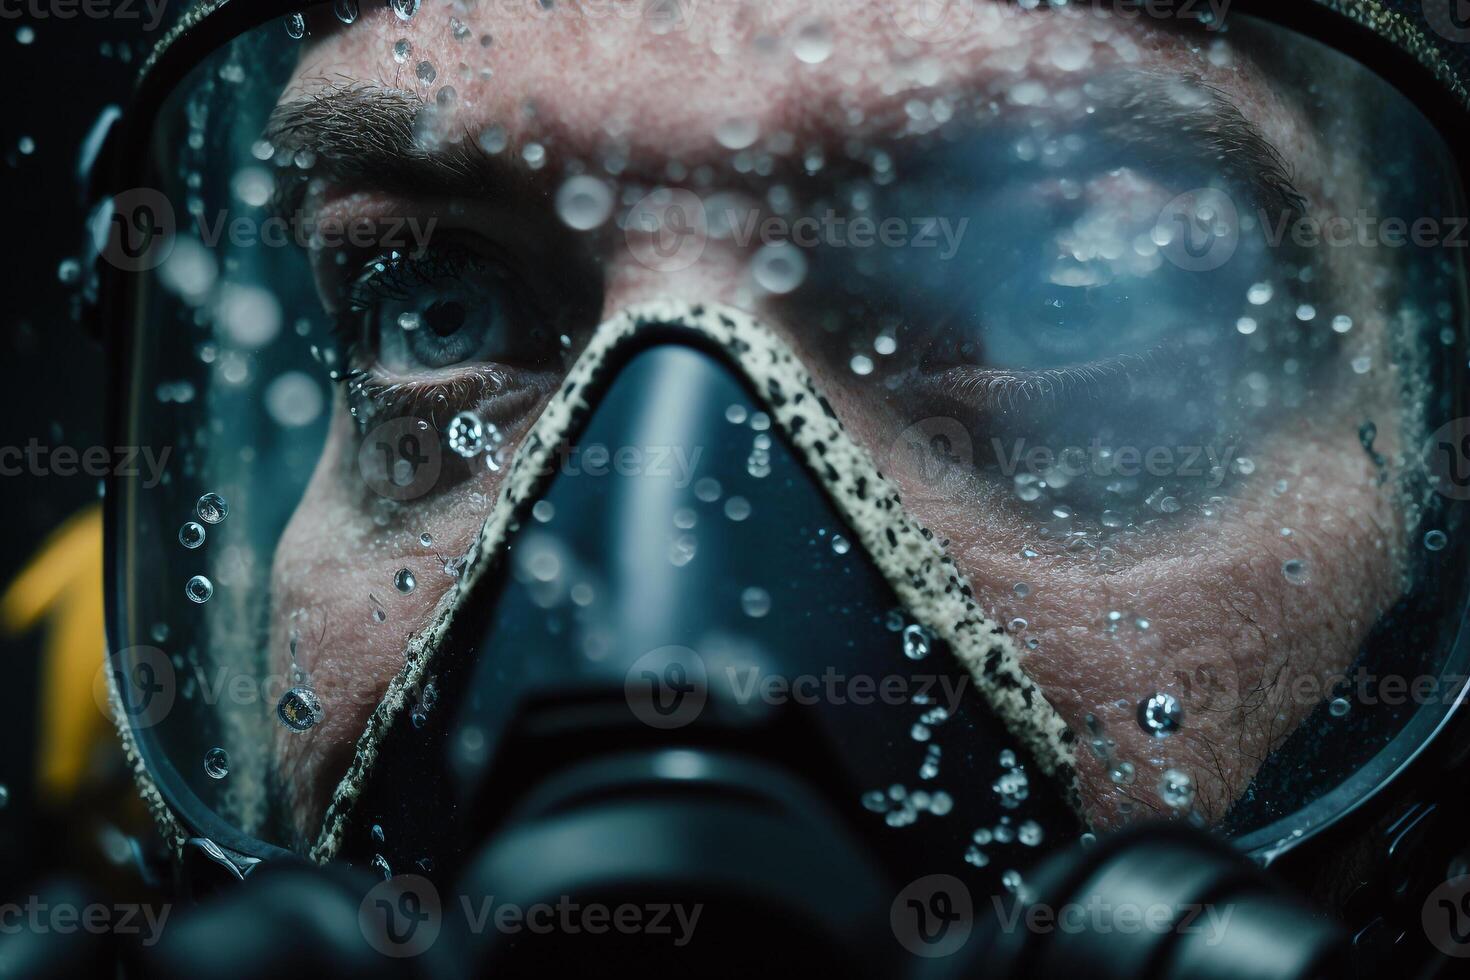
xmin=263 ymin=69 xmax=1307 ymax=225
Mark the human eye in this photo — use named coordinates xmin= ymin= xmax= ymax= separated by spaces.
xmin=326 ymin=236 xmax=568 ymax=430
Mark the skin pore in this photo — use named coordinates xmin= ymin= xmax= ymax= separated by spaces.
xmin=256 ymin=0 xmax=1416 ymax=844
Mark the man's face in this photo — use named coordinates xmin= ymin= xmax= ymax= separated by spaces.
xmin=261 ymin=0 xmax=1412 ymax=843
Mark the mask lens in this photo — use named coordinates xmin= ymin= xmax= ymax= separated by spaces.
xmin=109 ymin=4 xmax=1470 ymax=857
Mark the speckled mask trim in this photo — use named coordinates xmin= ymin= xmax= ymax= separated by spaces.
xmin=307 ymin=300 xmax=1083 ymax=864
xmin=107 ymin=656 xmax=189 ymax=855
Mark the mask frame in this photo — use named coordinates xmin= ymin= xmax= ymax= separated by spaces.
xmin=81 ymin=0 xmax=1470 ymax=901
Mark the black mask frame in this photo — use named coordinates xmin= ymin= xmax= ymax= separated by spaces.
xmin=79 ymin=0 xmax=1470 ymax=968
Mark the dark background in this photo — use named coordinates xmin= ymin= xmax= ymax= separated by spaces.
xmin=0 ymin=13 xmax=151 ymax=889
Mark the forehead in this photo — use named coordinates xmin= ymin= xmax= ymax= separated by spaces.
xmin=284 ymin=0 xmax=1303 ymax=168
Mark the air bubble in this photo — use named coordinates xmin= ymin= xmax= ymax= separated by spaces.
xmin=1159 ymin=768 xmax=1194 ymax=808
xmin=285 ymin=13 xmax=307 ymax=39
xmin=741 ymin=586 xmax=772 ymax=618
xmin=724 ymin=496 xmax=752 ymax=521
xmin=555 ymin=175 xmax=614 ymax=231
xmin=394 ymin=568 xmax=417 ymax=594
xmin=902 ymin=624 xmax=932 ymax=661
xmin=1138 ymin=692 xmax=1183 ymax=737
xmin=715 ymin=116 xmax=759 ymax=150
xmin=792 ymin=20 xmax=833 ymax=64
xmin=204 ymin=748 xmax=230 ymax=779
xmin=196 ymin=492 xmax=228 ymax=524
xmin=751 ymin=243 xmax=808 ymax=295
xmin=1425 ymin=529 xmax=1448 ymax=552
xmin=277 ymin=687 xmax=324 ymax=732
xmin=185 ymin=575 xmax=213 ymax=604
xmin=390 ymin=0 xmax=419 ymax=20
xmin=1329 ymin=696 xmax=1351 ymax=718
xmin=447 ymin=411 xmax=485 ymax=457
xmin=179 ymin=522 xmax=206 ymax=549
xmin=1282 ymin=559 xmax=1310 ymax=585
xmin=478 ymin=124 xmax=508 ymax=154
xmin=831 ymin=534 xmax=851 ymax=555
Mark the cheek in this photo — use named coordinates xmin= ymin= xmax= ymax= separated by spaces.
xmin=265 ymin=411 xmax=519 ymax=838
xmin=864 ymin=410 xmax=1401 ymax=826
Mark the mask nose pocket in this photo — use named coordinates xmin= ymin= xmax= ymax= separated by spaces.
xmin=330 ymin=326 xmax=1084 ymax=924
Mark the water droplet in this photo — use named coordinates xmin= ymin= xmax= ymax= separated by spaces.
xmin=203 ymin=747 xmax=230 ymax=779
xmin=831 ymin=534 xmax=851 ymax=555
xmin=1018 ymin=820 xmax=1044 ymax=846
xmin=1109 ymin=761 xmax=1136 ymax=785
xmin=1137 ymin=692 xmax=1183 ymax=737
xmin=849 ymin=353 xmax=874 ymax=376
xmin=532 ymin=500 xmax=555 ymax=523
xmin=196 ymin=492 xmax=228 ymax=524
xmin=277 ymin=686 xmax=324 ymax=732
xmin=179 ymin=522 xmax=206 ymax=549
xmin=902 ymin=624 xmax=932 ymax=661
xmin=1013 ymin=582 xmax=1030 ymax=599
xmin=1332 ymin=314 xmax=1354 ymax=334
xmin=419 ymin=532 xmax=434 ymax=547
xmin=1282 ymin=558 xmax=1310 ymax=585
xmin=694 ymin=477 xmax=722 ymax=502
xmin=447 ymin=411 xmax=485 ymax=457
xmin=415 ymin=60 xmax=437 ymax=83
xmin=185 ymin=575 xmax=213 ymax=604
xmin=792 ymin=20 xmax=833 ymax=64
xmin=725 ymin=404 xmax=748 ymax=424
xmin=715 ymin=116 xmax=759 ymax=150
xmin=1008 ymin=617 xmax=1028 ymax=633
xmin=751 ymin=242 xmax=808 ymax=294
xmin=1246 ymin=281 xmax=1273 ymax=305
xmin=284 ymin=12 xmax=307 ymax=39
xmin=1329 ymin=696 xmax=1351 ymax=718
xmin=389 ymin=0 xmax=419 ymax=20
xmin=724 ymin=496 xmax=752 ymax=521
xmin=741 ymin=586 xmax=772 ymax=618
xmin=555 ymin=175 xmax=614 ymax=231
xmin=1159 ymin=768 xmax=1194 ymax=808
xmin=1425 ymin=529 xmax=1448 ymax=552
xmin=477 ymin=123 xmax=508 ymax=154
xmin=332 ymin=0 xmax=359 ymax=23
xmin=394 ymin=568 xmax=417 ymax=594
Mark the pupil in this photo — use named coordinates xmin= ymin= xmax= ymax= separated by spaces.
xmin=424 ymin=300 xmax=467 ymax=338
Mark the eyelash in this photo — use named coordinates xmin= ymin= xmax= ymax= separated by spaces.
xmin=938 ymin=350 xmax=1171 ymax=416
